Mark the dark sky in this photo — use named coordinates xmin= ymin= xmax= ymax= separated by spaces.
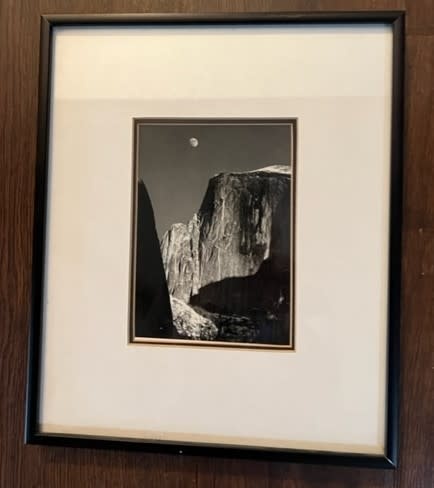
xmin=138 ymin=122 xmax=292 ymax=238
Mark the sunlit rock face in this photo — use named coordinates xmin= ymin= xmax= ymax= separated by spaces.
xmin=160 ymin=166 xmax=291 ymax=319
xmin=160 ymin=215 xmax=200 ymax=303
xmin=170 ymin=296 xmax=218 ymax=340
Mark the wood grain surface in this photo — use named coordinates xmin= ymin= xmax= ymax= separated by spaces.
xmin=0 ymin=1 xmax=432 ymax=487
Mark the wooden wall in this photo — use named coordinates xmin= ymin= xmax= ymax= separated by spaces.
xmin=0 ymin=1 xmax=432 ymax=486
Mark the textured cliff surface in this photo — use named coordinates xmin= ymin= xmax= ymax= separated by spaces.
xmin=170 ymin=296 xmax=218 ymax=340
xmin=160 ymin=216 xmax=200 ymax=303
xmin=160 ymin=165 xmax=291 ymax=316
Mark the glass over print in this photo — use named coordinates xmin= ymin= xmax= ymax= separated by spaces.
xmin=131 ymin=119 xmax=296 ymax=348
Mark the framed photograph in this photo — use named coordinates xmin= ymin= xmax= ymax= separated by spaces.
xmin=27 ymin=12 xmax=404 ymax=468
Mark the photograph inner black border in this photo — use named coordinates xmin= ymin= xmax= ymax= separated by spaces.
xmin=129 ymin=118 xmax=297 ymax=350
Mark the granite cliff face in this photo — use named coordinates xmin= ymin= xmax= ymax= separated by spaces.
xmin=160 ymin=165 xmax=291 ymax=328
xmin=170 ymin=296 xmax=218 ymax=340
xmin=160 ymin=215 xmax=200 ymax=303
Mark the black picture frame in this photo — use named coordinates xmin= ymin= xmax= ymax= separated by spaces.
xmin=26 ymin=11 xmax=404 ymax=469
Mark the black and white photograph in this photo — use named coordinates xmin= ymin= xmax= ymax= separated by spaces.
xmin=131 ymin=119 xmax=296 ymax=348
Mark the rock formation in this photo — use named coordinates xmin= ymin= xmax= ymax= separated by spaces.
xmin=160 ymin=165 xmax=291 ymax=325
xmin=134 ymin=181 xmax=173 ymax=338
xmin=160 ymin=215 xmax=200 ymax=303
xmin=170 ymin=296 xmax=218 ymax=340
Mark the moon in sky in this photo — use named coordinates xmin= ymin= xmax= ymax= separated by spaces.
xmin=189 ymin=137 xmax=199 ymax=148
